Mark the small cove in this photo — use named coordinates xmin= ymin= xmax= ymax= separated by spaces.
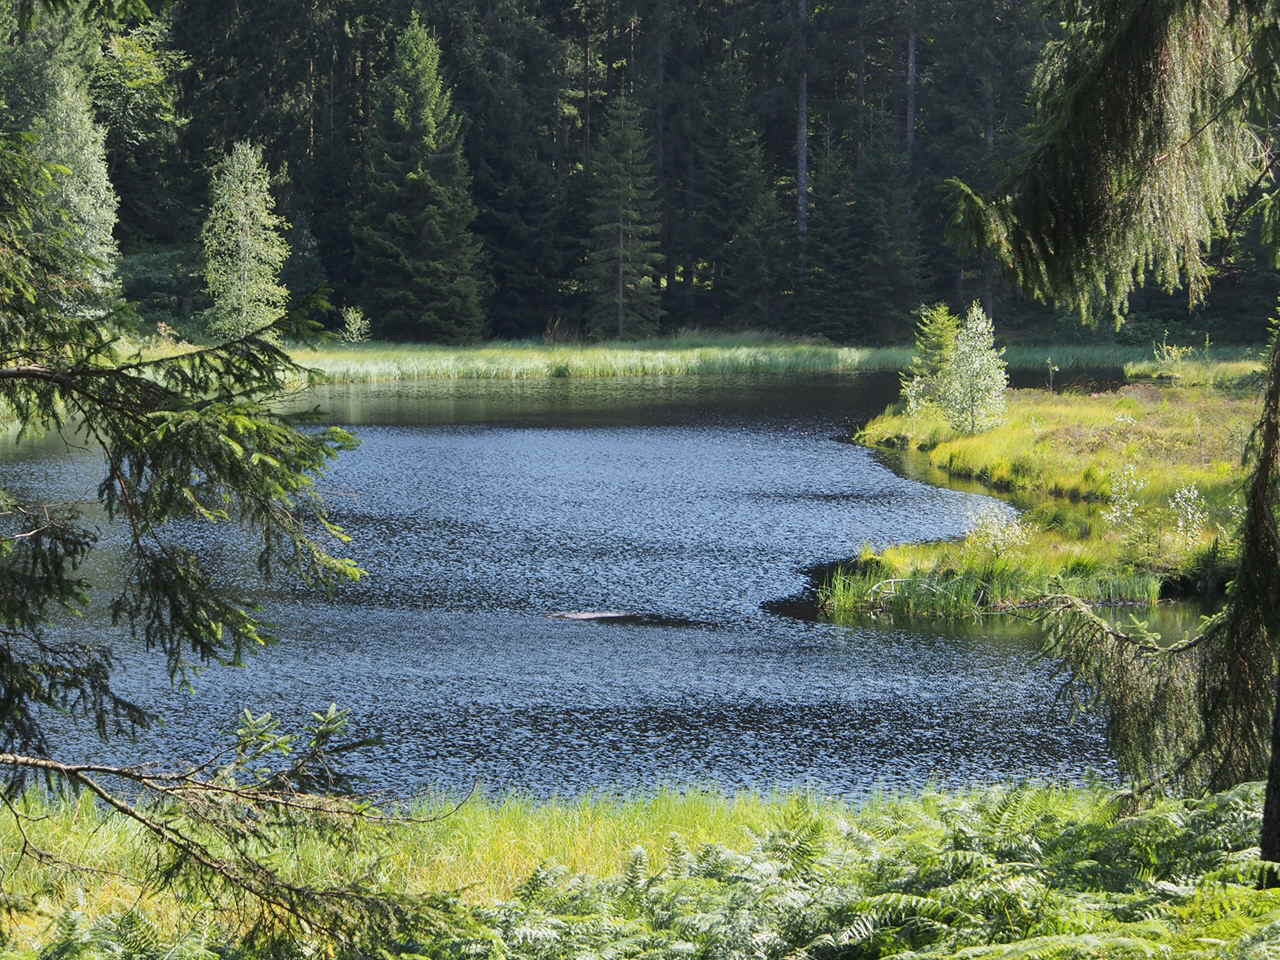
xmin=1 ymin=373 xmax=1116 ymax=796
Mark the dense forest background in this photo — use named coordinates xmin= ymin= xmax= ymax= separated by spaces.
xmin=7 ymin=0 xmax=1277 ymax=345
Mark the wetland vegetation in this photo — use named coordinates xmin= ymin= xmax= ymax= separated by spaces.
xmin=825 ymin=360 xmax=1263 ymax=620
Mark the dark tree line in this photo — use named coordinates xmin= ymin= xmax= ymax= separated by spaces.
xmin=9 ymin=0 xmax=1280 ymax=342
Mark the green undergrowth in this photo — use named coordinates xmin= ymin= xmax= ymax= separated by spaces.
xmin=5 ymin=783 xmax=1280 ymax=958
xmin=282 ymin=338 xmax=1152 ymax=384
xmin=828 ymin=378 xmax=1260 ymax=620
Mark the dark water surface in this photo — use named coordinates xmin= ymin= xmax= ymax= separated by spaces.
xmin=3 ymin=374 xmax=1115 ymax=796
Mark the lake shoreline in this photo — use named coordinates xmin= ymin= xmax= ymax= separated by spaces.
xmin=287 ymin=336 xmax=1179 ymax=384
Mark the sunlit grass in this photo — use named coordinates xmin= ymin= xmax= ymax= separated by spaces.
xmin=1 ymin=788 xmax=801 ymax=949
xmin=859 ymin=384 xmax=1252 ymax=505
xmin=829 ymin=377 xmax=1258 ymax=619
xmin=286 ymin=337 xmax=1156 ymax=384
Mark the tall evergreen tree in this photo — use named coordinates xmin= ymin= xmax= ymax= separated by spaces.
xmin=581 ymin=94 xmax=663 ymax=338
xmin=0 ymin=9 xmax=117 ymax=319
xmin=956 ymin=0 xmax=1280 ymax=864
xmin=201 ymin=141 xmax=290 ymax=341
xmin=90 ymin=17 xmax=190 ymax=246
xmin=30 ymin=60 xmax=121 ymax=320
xmin=353 ymin=13 xmax=489 ymax=342
xmin=423 ymin=0 xmax=571 ymax=339
xmin=712 ymin=126 xmax=786 ymax=331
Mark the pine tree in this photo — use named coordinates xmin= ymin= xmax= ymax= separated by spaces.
xmin=695 ymin=66 xmax=785 ymax=330
xmin=900 ymin=302 xmax=960 ymax=414
xmin=353 ymin=13 xmax=488 ymax=342
xmin=200 ymin=141 xmax=290 ymax=341
xmin=581 ymin=95 xmax=664 ymax=339
xmin=0 ymin=13 xmax=119 ymax=321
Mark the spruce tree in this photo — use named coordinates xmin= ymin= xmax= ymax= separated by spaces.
xmin=580 ymin=95 xmax=664 ymax=339
xmin=802 ymin=146 xmax=862 ymax=340
xmin=200 ymin=141 xmax=290 ymax=341
xmin=353 ymin=13 xmax=488 ymax=342
xmin=30 ymin=60 xmax=121 ymax=320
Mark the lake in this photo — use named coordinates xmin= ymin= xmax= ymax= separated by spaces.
xmin=2 ymin=373 xmax=1115 ymax=797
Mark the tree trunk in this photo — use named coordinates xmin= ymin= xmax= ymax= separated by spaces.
xmin=583 ymin=9 xmax=593 ymax=171
xmin=854 ymin=4 xmax=866 ymax=164
xmin=1263 ymin=668 xmax=1280 ymax=870
xmin=796 ymin=0 xmax=809 ymax=238
xmin=981 ymin=75 xmax=996 ymax=318
xmin=617 ymin=218 xmax=625 ymax=338
xmin=1256 ymin=335 xmax=1280 ymax=873
xmin=904 ymin=6 xmax=917 ymax=163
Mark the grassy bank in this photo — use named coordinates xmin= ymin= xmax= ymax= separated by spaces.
xmin=826 ymin=375 xmax=1260 ymax=619
xmin=5 ymin=783 xmax=1279 ymax=957
xmin=288 ymin=336 xmax=1158 ymax=384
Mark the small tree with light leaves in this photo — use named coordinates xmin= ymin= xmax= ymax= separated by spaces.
xmin=936 ymin=301 xmax=1007 ymax=435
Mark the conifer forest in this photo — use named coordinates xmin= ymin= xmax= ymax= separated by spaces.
xmin=13 ymin=0 xmax=1280 ymax=957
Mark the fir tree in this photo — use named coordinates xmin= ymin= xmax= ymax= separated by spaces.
xmin=801 ymin=146 xmax=862 ymax=341
xmin=200 ymin=141 xmax=289 ymax=341
xmin=581 ymin=95 xmax=663 ymax=339
xmin=353 ymin=13 xmax=488 ymax=342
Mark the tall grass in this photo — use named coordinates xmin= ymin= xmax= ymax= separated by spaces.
xmin=0 ymin=788 xmax=796 ymax=950
xmin=289 ymin=337 xmax=1156 ymax=384
xmin=6 ymin=782 xmax=1278 ymax=958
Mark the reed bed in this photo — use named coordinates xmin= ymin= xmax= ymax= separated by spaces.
xmin=288 ymin=338 xmax=1155 ymax=385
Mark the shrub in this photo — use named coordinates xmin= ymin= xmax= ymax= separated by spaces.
xmin=338 ymin=305 xmax=372 ymax=344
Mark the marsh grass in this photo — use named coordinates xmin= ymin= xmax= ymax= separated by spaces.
xmin=831 ymin=378 xmax=1258 ymax=619
xmin=285 ymin=336 xmax=1155 ymax=384
xmin=6 ymin=783 xmax=1280 ymax=958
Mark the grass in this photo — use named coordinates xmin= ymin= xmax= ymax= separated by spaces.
xmin=283 ymin=335 xmax=1160 ymax=384
xmin=4 ymin=782 xmax=1279 ymax=958
xmin=0 ymin=788 xmax=793 ymax=949
xmin=826 ymin=375 xmax=1260 ymax=620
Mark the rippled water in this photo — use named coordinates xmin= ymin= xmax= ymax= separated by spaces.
xmin=3 ymin=374 xmax=1115 ymax=796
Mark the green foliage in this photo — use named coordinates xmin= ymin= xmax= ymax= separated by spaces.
xmin=391 ymin=784 xmax=1278 ymax=960
xmin=200 ymin=141 xmax=289 ymax=341
xmin=352 ymin=12 xmax=489 ymax=342
xmin=902 ymin=302 xmax=1007 ymax=435
xmin=936 ymin=303 xmax=1008 ymax=434
xmin=842 ymin=371 xmax=1253 ymax=619
xmin=28 ymin=61 xmax=121 ymax=320
xmin=338 ymin=305 xmax=371 ymax=344
xmin=901 ymin=303 xmax=961 ymax=414
xmin=950 ymin=1 xmax=1259 ymax=325
xmin=9 ymin=783 xmax=1280 ymax=958
xmin=89 ymin=17 xmax=189 ymax=245
xmin=580 ymin=95 xmax=663 ymax=339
